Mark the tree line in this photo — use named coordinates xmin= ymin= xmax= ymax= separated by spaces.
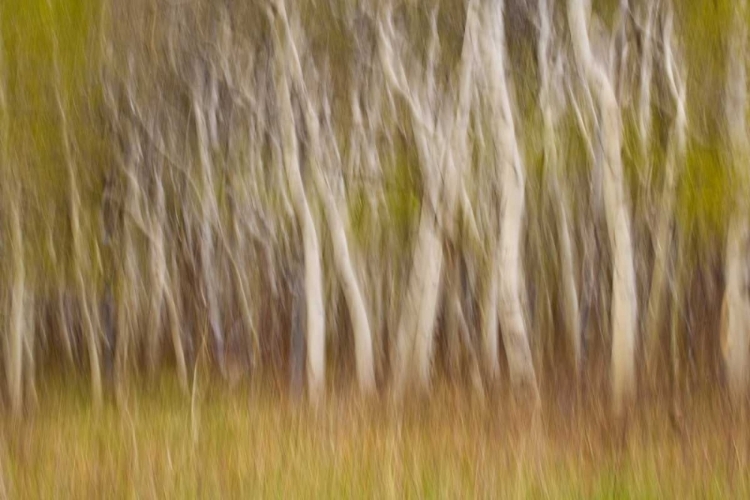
xmin=0 ymin=0 xmax=748 ymax=418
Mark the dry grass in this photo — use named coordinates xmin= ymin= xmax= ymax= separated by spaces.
xmin=1 ymin=375 xmax=748 ymax=499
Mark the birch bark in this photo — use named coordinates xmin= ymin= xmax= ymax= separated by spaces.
xmin=268 ymin=3 xmax=326 ymax=400
xmin=479 ymin=0 xmax=538 ymax=397
xmin=568 ymin=0 xmax=638 ymax=415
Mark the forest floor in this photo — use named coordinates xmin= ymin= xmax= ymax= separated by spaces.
xmin=1 ymin=373 xmax=748 ymax=498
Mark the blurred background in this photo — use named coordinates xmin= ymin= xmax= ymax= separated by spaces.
xmin=1 ymin=0 xmax=749 ymax=496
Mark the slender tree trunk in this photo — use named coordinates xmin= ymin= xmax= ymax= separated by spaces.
xmin=23 ymin=292 xmax=38 ymax=410
xmin=7 ymin=204 xmax=26 ymax=418
xmin=192 ymin=68 xmax=227 ymax=378
xmin=538 ymin=0 xmax=581 ymax=373
xmin=48 ymin=6 xmax=103 ymax=407
xmin=479 ymin=0 xmax=539 ymax=398
xmin=268 ymin=3 xmax=326 ymax=401
xmin=71 ymin=132 xmax=105 ymax=409
xmin=313 ymin=166 xmax=376 ymax=393
xmin=723 ymin=217 xmax=750 ymax=400
xmin=722 ymin=0 xmax=750 ymax=403
xmin=273 ymin=4 xmax=376 ymax=393
xmin=393 ymin=205 xmax=444 ymax=397
xmin=411 ymin=2 xmax=479 ymax=388
xmin=375 ymin=5 xmax=445 ymax=398
xmin=645 ymin=10 xmax=687 ymax=380
xmin=568 ymin=0 xmax=638 ymax=416
xmin=149 ymin=162 xmax=189 ymax=393
xmin=379 ymin=0 xmax=479 ymax=398
xmin=0 ymin=31 xmax=26 ymax=418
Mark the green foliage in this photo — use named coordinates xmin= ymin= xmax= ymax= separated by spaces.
xmin=2 ymin=0 xmax=743 ymax=276
xmin=2 ymin=0 xmax=103 ymax=286
xmin=678 ymin=142 xmax=730 ymax=246
xmin=382 ymin=139 xmax=422 ymax=248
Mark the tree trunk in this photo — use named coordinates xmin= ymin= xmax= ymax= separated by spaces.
xmin=273 ymin=4 xmax=376 ymax=393
xmin=722 ymin=0 xmax=750 ymax=403
xmin=645 ymin=11 xmax=687 ymax=380
xmin=568 ymin=0 xmax=638 ymax=416
xmin=380 ymin=0 xmax=479 ymax=398
xmin=7 ymin=204 xmax=26 ymax=418
xmin=1 ymin=32 xmax=26 ymax=418
xmin=50 ymin=33 xmax=103 ymax=408
xmin=268 ymin=4 xmax=326 ymax=401
xmin=192 ymin=74 xmax=227 ymax=379
xmin=538 ymin=0 xmax=581 ymax=373
xmin=313 ymin=167 xmax=376 ymax=393
xmin=148 ymin=164 xmax=189 ymax=393
xmin=479 ymin=0 xmax=539 ymax=398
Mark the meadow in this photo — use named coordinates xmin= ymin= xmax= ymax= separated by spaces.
xmin=1 ymin=375 xmax=747 ymax=498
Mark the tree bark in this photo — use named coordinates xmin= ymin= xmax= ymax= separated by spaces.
xmin=192 ymin=70 xmax=227 ymax=379
xmin=538 ymin=0 xmax=582 ymax=373
xmin=479 ymin=0 xmax=539 ymax=398
xmin=273 ymin=4 xmax=376 ymax=393
xmin=268 ymin=3 xmax=326 ymax=401
xmin=568 ymin=0 xmax=638 ymax=416
xmin=722 ymin=0 xmax=750 ymax=403
xmin=379 ymin=0 xmax=479 ymax=398
xmin=7 ymin=204 xmax=26 ymax=418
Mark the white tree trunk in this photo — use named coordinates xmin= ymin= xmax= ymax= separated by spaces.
xmin=645 ymin=10 xmax=686 ymax=379
xmin=479 ymin=0 xmax=539 ymax=396
xmin=23 ymin=292 xmax=37 ymax=410
xmin=306 ymin=114 xmax=376 ymax=393
xmin=273 ymin=3 xmax=376 ymax=394
xmin=723 ymin=217 xmax=750 ymax=399
xmin=345 ymin=84 xmax=388 ymax=384
xmin=149 ymin=163 xmax=189 ymax=394
xmin=392 ymin=204 xmax=444 ymax=397
xmin=0 ymin=31 xmax=26 ymax=417
xmin=723 ymin=0 xmax=750 ymax=400
xmin=568 ymin=0 xmax=638 ymax=416
xmin=268 ymin=4 xmax=326 ymax=400
xmin=7 ymin=204 xmax=26 ymax=418
xmin=380 ymin=0 xmax=479 ymax=397
xmin=312 ymin=166 xmax=376 ymax=393
xmin=376 ymin=8 xmax=444 ymax=397
xmin=192 ymin=74 xmax=227 ymax=378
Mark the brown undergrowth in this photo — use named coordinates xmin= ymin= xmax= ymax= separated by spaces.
xmin=0 ymin=372 xmax=748 ymax=498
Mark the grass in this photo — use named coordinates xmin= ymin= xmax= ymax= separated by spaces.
xmin=1 ymin=375 xmax=749 ymax=498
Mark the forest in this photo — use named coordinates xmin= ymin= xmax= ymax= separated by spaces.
xmin=1 ymin=0 xmax=750 ymax=496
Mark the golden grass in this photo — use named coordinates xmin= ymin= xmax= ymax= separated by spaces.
xmin=1 ymin=375 xmax=748 ymax=499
